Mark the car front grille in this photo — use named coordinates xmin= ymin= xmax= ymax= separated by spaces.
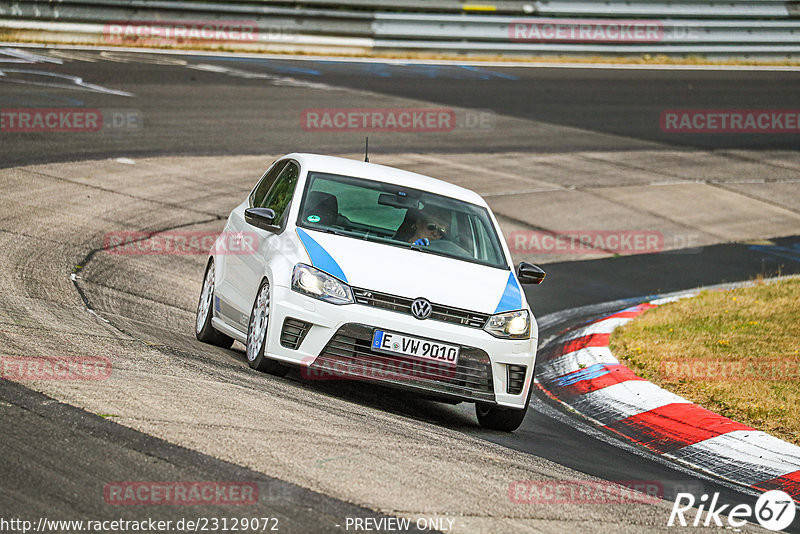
xmin=352 ymin=288 xmax=490 ymax=329
xmin=280 ymin=317 xmax=312 ymax=350
xmin=308 ymin=324 xmax=495 ymax=402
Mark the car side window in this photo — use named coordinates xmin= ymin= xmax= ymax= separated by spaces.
xmin=260 ymin=161 xmax=300 ymax=227
xmin=249 ymin=160 xmax=288 ymax=208
xmin=473 ymin=217 xmax=502 ymax=264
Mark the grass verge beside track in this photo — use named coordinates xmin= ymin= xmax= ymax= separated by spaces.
xmin=610 ymin=278 xmax=800 ymax=446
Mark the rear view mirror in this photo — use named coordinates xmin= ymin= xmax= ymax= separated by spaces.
xmin=245 ymin=207 xmax=278 ymax=232
xmin=378 ymin=193 xmax=421 ymax=210
xmin=517 ymin=262 xmax=546 ymax=285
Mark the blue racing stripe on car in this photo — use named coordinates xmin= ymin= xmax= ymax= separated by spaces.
xmin=494 ymin=272 xmax=523 ymax=313
xmin=295 ymin=228 xmax=348 ymax=283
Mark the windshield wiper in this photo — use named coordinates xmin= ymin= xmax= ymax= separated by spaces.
xmin=312 ymin=226 xmax=349 ymax=237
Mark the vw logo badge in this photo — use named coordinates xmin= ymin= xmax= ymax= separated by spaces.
xmin=411 ymin=298 xmax=432 ymax=320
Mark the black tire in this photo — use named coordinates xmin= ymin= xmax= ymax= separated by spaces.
xmin=245 ymin=278 xmax=290 ymax=376
xmin=195 ymin=259 xmax=234 ymax=349
xmin=475 ymin=402 xmax=529 ymax=432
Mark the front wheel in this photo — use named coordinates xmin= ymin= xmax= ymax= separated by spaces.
xmin=245 ymin=278 xmax=289 ymax=376
xmin=475 ymin=402 xmax=528 ymax=432
xmin=195 ymin=259 xmax=234 ymax=348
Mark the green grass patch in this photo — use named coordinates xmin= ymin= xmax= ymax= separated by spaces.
xmin=609 ymin=278 xmax=800 ymax=446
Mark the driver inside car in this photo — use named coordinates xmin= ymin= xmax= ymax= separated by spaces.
xmin=405 ymin=207 xmax=450 ymax=246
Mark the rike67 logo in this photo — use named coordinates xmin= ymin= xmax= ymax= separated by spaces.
xmin=668 ymin=490 xmax=796 ymax=531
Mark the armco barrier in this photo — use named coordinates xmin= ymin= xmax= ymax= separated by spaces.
xmin=6 ymin=0 xmax=792 ymax=18
xmin=2 ymin=0 xmax=800 ymax=58
xmin=373 ymin=14 xmax=800 ymax=45
xmin=0 ymin=0 xmax=375 ymax=37
xmin=533 ymin=0 xmax=794 ymax=18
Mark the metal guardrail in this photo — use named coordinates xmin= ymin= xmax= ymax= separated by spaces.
xmin=1 ymin=0 xmax=799 ymax=57
xmin=32 ymin=0 xmax=797 ymax=18
xmin=532 ymin=1 xmax=795 ymax=19
xmin=1 ymin=0 xmax=375 ymax=37
xmin=374 ymin=14 xmax=800 ymax=44
xmin=116 ymin=0 xmax=532 ymax=14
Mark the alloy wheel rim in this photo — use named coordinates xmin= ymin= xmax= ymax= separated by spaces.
xmin=247 ymin=283 xmax=270 ymax=362
xmin=196 ymin=263 xmax=215 ymax=334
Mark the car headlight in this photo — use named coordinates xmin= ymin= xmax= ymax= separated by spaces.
xmin=483 ymin=310 xmax=531 ymax=339
xmin=291 ymin=264 xmax=354 ymax=305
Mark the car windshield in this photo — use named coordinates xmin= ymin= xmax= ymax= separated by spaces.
xmin=296 ymin=171 xmax=508 ymax=269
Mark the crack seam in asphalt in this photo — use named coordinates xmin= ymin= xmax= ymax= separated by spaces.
xmin=577 ymin=152 xmax=800 ymax=217
xmin=70 ymin=217 xmax=222 ymax=311
xmin=23 ymin=167 xmax=230 ymax=218
xmin=493 ymin=213 xmax=620 ymax=255
xmin=76 ymin=277 xmax=198 ymax=314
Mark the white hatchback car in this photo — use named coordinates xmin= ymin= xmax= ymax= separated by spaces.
xmin=196 ymin=153 xmax=545 ymax=431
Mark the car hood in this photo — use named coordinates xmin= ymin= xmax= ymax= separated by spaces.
xmin=295 ymin=228 xmax=523 ymax=315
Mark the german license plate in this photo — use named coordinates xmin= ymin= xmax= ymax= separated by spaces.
xmin=371 ymin=329 xmax=459 ymax=365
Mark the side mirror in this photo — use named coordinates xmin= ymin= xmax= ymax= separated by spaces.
xmin=245 ymin=207 xmax=278 ymax=232
xmin=517 ymin=262 xmax=546 ymax=285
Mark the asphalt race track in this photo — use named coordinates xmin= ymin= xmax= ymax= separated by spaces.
xmin=3 ymin=48 xmax=800 ymax=167
xmin=1 ymin=46 xmax=800 ymax=533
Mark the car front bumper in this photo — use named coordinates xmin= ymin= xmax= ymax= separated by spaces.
xmin=266 ymin=284 xmax=537 ymax=409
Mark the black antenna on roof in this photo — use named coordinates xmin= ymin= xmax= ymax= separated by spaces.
xmin=364 ymin=136 xmax=369 ymax=163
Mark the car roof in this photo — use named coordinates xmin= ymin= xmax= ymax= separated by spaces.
xmin=284 ymin=153 xmax=487 ymax=207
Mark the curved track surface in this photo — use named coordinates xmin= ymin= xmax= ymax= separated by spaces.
xmin=3 ymin=47 xmax=800 ymax=168
xmin=2 ymin=47 xmax=800 ymax=533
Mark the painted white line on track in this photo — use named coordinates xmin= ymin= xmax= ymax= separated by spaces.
xmin=6 ymin=42 xmax=800 ymax=71
xmin=187 ymin=63 xmax=341 ymax=90
xmin=410 ymin=153 xmax=567 ymax=190
xmin=0 ymin=68 xmax=134 ymax=96
xmin=1 ymin=47 xmax=63 ymax=64
xmin=646 ymin=180 xmax=691 ymax=186
xmin=482 ymin=187 xmax=565 ymax=198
